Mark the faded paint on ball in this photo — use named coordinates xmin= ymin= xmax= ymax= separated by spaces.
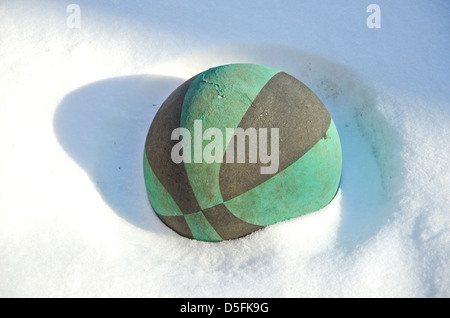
xmin=143 ymin=63 xmax=342 ymax=242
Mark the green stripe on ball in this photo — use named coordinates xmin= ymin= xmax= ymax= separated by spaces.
xmin=223 ymin=120 xmax=342 ymax=226
xmin=180 ymin=64 xmax=280 ymax=210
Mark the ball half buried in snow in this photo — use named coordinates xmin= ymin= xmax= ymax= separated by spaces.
xmin=143 ymin=63 xmax=342 ymax=241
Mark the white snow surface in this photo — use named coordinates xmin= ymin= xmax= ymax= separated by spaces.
xmin=1 ymin=0 xmax=449 ymax=297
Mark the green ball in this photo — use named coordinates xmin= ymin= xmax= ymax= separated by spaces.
xmin=144 ymin=64 xmax=342 ymax=241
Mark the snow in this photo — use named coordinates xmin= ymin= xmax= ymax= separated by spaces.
xmin=1 ymin=0 xmax=449 ymax=297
